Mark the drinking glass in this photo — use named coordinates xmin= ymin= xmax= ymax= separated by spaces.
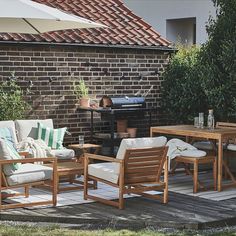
xmin=194 ymin=117 xmax=199 ymax=128
xmin=79 ymin=135 xmax=84 ymax=146
xmin=198 ymin=113 xmax=204 ymax=129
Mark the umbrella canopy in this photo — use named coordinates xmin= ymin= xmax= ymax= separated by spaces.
xmin=0 ymin=0 xmax=106 ymax=34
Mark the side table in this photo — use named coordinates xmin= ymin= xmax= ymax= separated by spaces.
xmin=68 ymin=143 xmax=101 ymax=161
xmin=45 ymin=161 xmax=97 ymax=193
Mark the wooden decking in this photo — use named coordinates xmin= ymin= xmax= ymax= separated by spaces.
xmin=1 ymin=192 xmax=236 ymax=230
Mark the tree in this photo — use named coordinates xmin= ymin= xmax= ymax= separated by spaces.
xmin=199 ymin=0 xmax=236 ymax=120
xmin=161 ymin=0 xmax=236 ymax=123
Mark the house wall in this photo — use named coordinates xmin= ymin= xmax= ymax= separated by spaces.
xmin=0 ymin=44 xmax=169 ymax=145
xmin=124 ymin=0 xmax=216 ymax=44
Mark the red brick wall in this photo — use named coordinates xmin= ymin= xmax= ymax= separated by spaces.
xmin=0 ymin=44 xmax=170 ymax=145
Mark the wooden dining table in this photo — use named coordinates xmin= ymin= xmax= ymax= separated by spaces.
xmin=150 ymin=125 xmax=236 ymax=191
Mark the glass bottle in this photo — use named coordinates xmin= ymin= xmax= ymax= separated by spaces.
xmin=207 ymin=109 xmax=215 ymax=130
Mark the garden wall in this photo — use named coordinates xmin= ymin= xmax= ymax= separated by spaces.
xmin=0 ymin=43 xmax=169 ymax=145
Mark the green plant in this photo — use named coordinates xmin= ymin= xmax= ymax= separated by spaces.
xmin=197 ymin=0 xmax=236 ymax=121
xmin=74 ymin=79 xmax=89 ymax=99
xmin=0 ymin=73 xmax=30 ymax=120
xmin=161 ymin=45 xmax=207 ymax=123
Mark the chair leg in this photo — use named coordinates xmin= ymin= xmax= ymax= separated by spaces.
xmin=0 ymin=170 xmax=2 ymax=211
xmin=163 ymin=158 xmax=168 ymax=204
xmin=170 ymin=161 xmax=178 ymax=175
xmin=119 ymin=163 xmax=125 ymax=210
xmin=193 ymin=160 xmax=198 ymax=193
xmin=52 ymin=160 xmax=57 ymax=207
xmin=24 ymin=186 xmax=29 ymax=198
xmin=118 ymin=185 xmax=124 ymax=210
xmin=213 ymin=158 xmax=217 ymax=191
xmin=93 ymin=180 xmax=97 ymax=189
xmin=84 ymin=159 xmax=88 ymax=200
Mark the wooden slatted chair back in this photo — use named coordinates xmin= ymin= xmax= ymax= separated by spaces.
xmin=216 ymin=122 xmax=236 ymax=143
xmin=216 ymin=122 xmax=236 ymax=129
xmin=123 ymin=146 xmax=168 ymax=185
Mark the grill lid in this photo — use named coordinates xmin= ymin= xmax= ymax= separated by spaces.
xmin=99 ymin=96 xmax=146 ymax=108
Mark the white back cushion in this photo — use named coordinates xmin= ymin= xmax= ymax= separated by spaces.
xmin=116 ymin=136 xmax=167 ymax=160
xmin=15 ymin=119 xmax=53 ymax=142
xmin=0 ymin=121 xmax=18 ymax=145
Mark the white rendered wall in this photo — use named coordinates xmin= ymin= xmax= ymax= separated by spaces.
xmin=124 ymin=0 xmax=216 ymax=44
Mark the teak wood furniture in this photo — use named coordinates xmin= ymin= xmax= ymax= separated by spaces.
xmin=174 ymin=155 xmax=217 ymax=193
xmin=84 ymin=146 xmax=168 ymax=209
xmin=0 ymin=157 xmax=57 ymax=210
xmin=45 ymin=161 xmax=97 ymax=193
xmin=216 ymin=122 xmax=236 ymax=187
xmin=68 ymin=143 xmax=101 ymax=160
xmin=151 ymin=125 xmax=236 ymax=191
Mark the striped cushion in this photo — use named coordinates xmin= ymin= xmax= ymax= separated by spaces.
xmin=0 ymin=127 xmax=15 ymax=148
xmin=37 ymin=122 xmax=66 ymax=149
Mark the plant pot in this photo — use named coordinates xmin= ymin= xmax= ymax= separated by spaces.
xmin=79 ymin=97 xmax=90 ymax=107
xmin=127 ymin=128 xmax=137 ymax=138
xmin=117 ymin=119 xmax=127 ymax=132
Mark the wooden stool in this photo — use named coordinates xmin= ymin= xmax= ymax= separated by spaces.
xmin=175 ymin=155 xmax=217 ymax=193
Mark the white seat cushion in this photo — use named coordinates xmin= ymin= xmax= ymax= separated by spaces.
xmin=50 ymin=148 xmax=75 ymax=160
xmin=15 ymin=119 xmax=53 ymax=142
xmin=116 ymin=136 xmax=167 ymax=160
xmin=6 ymin=163 xmax=53 ymax=186
xmin=180 ymin=150 xmax=207 ymax=158
xmin=227 ymin=144 xmax=236 ymax=151
xmin=88 ymin=162 xmax=119 ymax=184
xmin=0 ymin=120 xmax=18 ymax=145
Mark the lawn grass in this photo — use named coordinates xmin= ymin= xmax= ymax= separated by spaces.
xmin=0 ymin=224 xmax=236 ymax=236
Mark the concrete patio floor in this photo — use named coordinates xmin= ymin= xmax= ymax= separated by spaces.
xmin=1 ymin=191 xmax=236 ymax=230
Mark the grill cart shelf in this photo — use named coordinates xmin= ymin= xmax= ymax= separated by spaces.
xmin=78 ymin=106 xmax=153 ymax=156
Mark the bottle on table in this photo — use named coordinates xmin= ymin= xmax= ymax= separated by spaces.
xmin=207 ymin=109 xmax=215 ymax=130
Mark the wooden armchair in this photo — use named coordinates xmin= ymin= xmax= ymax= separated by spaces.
xmin=84 ymin=137 xmax=168 ymax=209
xmin=0 ymin=157 xmax=57 ymax=210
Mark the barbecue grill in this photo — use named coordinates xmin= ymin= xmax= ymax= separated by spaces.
xmin=79 ymin=95 xmax=153 ymax=156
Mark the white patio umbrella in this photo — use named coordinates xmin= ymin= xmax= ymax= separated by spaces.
xmin=0 ymin=0 xmax=106 ymax=34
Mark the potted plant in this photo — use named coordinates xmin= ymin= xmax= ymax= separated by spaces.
xmin=74 ymin=79 xmax=90 ymax=107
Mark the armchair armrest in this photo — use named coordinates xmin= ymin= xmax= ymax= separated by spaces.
xmin=0 ymin=157 xmax=57 ymax=165
xmin=85 ymin=153 xmax=123 ymax=163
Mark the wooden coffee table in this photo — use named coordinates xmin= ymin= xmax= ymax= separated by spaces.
xmin=45 ymin=161 xmax=97 ymax=193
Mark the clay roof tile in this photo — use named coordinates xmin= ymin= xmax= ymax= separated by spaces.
xmin=0 ymin=0 xmax=171 ymax=48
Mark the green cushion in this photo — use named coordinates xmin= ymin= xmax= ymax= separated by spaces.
xmin=37 ymin=122 xmax=67 ymax=149
xmin=0 ymin=138 xmax=21 ymax=176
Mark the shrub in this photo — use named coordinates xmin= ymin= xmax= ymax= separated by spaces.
xmin=161 ymin=0 xmax=236 ymax=123
xmin=161 ymin=46 xmax=207 ymax=123
xmin=0 ymin=75 xmax=29 ymax=120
